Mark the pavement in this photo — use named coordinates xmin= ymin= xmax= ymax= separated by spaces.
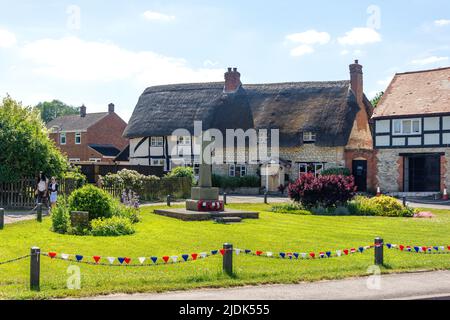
xmin=82 ymin=270 xmax=450 ymax=300
xmin=3 ymin=208 xmax=49 ymax=224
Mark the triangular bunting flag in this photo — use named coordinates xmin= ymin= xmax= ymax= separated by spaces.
xmin=182 ymin=254 xmax=189 ymax=262
xmin=124 ymin=257 xmax=131 ymax=264
xmin=399 ymin=245 xmax=405 ymax=251
xmin=235 ymin=249 xmax=241 ymax=255
xmin=138 ymin=257 xmax=146 ymax=264
xmin=279 ymin=252 xmax=286 ymax=259
xmin=343 ymin=249 xmax=349 ymax=255
xmin=171 ymin=256 xmax=178 ymax=263
xmin=301 ymin=253 xmax=307 ymax=259
xmin=319 ymin=252 xmax=325 ymax=258
xmin=191 ymin=253 xmax=198 ymax=260
xmin=48 ymin=252 xmax=57 ymax=259
xmin=266 ymin=252 xmax=273 ymax=257
xmin=61 ymin=253 xmax=69 ymax=260
xmin=326 ymin=251 xmax=331 ymax=257
xmin=309 ymin=252 xmax=315 ymax=258
xmin=107 ymin=257 xmax=115 ymax=264
xmin=386 ymin=243 xmax=392 ymax=249
xmin=433 ymin=246 xmax=439 ymax=251
xmin=219 ymin=249 xmax=225 ymax=256
xmin=162 ymin=256 xmax=170 ymax=263
xmin=406 ymin=246 xmax=411 ymax=252
xmin=245 ymin=249 xmax=251 ymax=254
xmin=414 ymin=246 xmax=420 ymax=253
xmin=293 ymin=253 xmax=299 ymax=259
xmin=358 ymin=247 xmax=364 ymax=253
xmin=93 ymin=256 xmax=101 ymax=264
xmin=200 ymin=252 xmax=207 ymax=258
xmin=118 ymin=257 xmax=125 ymax=264
xmin=150 ymin=256 xmax=158 ymax=263
xmin=211 ymin=250 xmax=218 ymax=255
xmin=256 ymin=251 xmax=263 ymax=256
xmin=336 ymin=250 xmax=342 ymax=257
xmin=75 ymin=255 xmax=83 ymax=262
xmin=439 ymin=246 xmax=445 ymax=251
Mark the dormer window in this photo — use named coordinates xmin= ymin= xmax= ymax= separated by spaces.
xmin=303 ymin=132 xmax=316 ymax=143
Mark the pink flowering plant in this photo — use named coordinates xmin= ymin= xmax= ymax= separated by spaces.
xmin=288 ymin=173 xmax=356 ymax=208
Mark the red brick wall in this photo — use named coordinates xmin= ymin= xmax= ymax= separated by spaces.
xmin=344 ymin=149 xmax=377 ymax=192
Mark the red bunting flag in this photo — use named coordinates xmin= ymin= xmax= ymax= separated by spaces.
xmin=124 ymin=257 xmax=131 ymax=264
xmin=219 ymin=249 xmax=225 ymax=256
xmin=343 ymin=249 xmax=349 ymax=255
xmin=256 ymin=251 xmax=263 ymax=256
xmin=422 ymin=246 xmax=427 ymax=252
xmin=399 ymin=245 xmax=405 ymax=251
xmin=448 ymin=246 xmax=450 ymax=251
xmin=350 ymin=248 xmax=356 ymax=253
xmin=191 ymin=253 xmax=198 ymax=260
xmin=309 ymin=252 xmax=315 ymax=258
xmin=162 ymin=256 xmax=169 ymax=263
xmin=93 ymin=256 xmax=101 ymax=264
xmin=48 ymin=252 xmax=57 ymax=259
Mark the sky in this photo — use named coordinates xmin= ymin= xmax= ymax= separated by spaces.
xmin=0 ymin=0 xmax=449 ymax=121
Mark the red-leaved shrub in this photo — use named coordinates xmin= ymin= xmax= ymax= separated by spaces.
xmin=288 ymin=173 xmax=356 ymax=208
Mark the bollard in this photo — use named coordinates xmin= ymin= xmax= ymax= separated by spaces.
xmin=223 ymin=243 xmax=233 ymax=276
xmin=223 ymin=193 xmax=227 ymax=205
xmin=264 ymin=192 xmax=268 ymax=204
xmin=167 ymin=195 xmax=171 ymax=207
xmin=374 ymin=237 xmax=384 ymax=265
xmin=402 ymin=196 xmax=406 ymax=207
xmin=30 ymin=247 xmax=40 ymax=291
xmin=37 ymin=203 xmax=42 ymax=222
xmin=0 ymin=208 xmax=4 ymax=230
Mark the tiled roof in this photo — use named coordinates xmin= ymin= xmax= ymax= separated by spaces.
xmin=47 ymin=113 xmax=108 ymax=131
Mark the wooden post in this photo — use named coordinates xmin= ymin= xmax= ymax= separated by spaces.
xmin=167 ymin=195 xmax=171 ymax=207
xmin=223 ymin=243 xmax=233 ymax=276
xmin=37 ymin=203 xmax=42 ymax=222
xmin=223 ymin=193 xmax=227 ymax=205
xmin=264 ymin=192 xmax=268 ymax=204
xmin=402 ymin=197 xmax=406 ymax=207
xmin=0 ymin=208 xmax=4 ymax=230
xmin=30 ymin=247 xmax=40 ymax=291
xmin=374 ymin=237 xmax=384 ymax=265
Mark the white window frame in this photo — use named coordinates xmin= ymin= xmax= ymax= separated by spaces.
xmin=150 ymin=158 xmax=165 ymax=166
xmin=392 ymin=119 xmax=421 ymax=135
xmin=229 ymin=164 xmax=247 ymax=177
xmin=299 ymin=162 xmax=324 ymax=177
xmin=303 ymin=131 xmax=316 ymax=142
xmin=89 ymin=158 xmax=101 ymax=163
xmin=150 ymin=136 xmax=164 ymax=147
xmin=177 ymin=136 xmax=191 ymax=146
xmin=229 ymin=164 xmax=236 ymax=177
xmin=75 ymin=132 xmax=81 ymax=144
xmin=60 ymin=132 xmax=66 ymax=145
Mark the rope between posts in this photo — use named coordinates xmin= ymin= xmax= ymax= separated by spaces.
xmin=0 ymin=255 xmax=30 ymax=265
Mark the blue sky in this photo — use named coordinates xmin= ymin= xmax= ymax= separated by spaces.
xmin=0 ymin=0 xmax=449 ymax=121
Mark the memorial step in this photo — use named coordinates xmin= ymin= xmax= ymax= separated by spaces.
xmin=215 ymin=216 xmax=242 ymax=223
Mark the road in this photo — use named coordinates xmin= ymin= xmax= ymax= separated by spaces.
xmin=84 ymin=270 xmax=450 ymax=300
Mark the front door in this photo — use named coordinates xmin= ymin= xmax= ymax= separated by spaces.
xmin=352 ymin=160 xmax=367 ymax=192
xmin=407 ymin=155 xmax=440 ymax=192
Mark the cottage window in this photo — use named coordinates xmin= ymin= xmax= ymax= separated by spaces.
xmin=303 ymin=132 xmax=316 ymax=142
xmin=229 ymin=164 xmax=247 ymax=177
xmin=60 ymin=133 xmax=66 ymax=145
xmin=151 ymin=158 xmax=165 ymax=166
xmin=177 ymin=136 xmax=191 ymax=146
xmin=89 ymin=158 xmax=101 ymax=163
xmin=299 ymin=163 xmax=324 ymax=177
xmin=75 ymin=132 xmax=81 ymax=144
xmin=69 ymin=158 xmax=80 ymax=162
xmin=393 ymin=119 xmax=421 ymax=135
xmin=151 ymin=136 xmax=164 ymax=147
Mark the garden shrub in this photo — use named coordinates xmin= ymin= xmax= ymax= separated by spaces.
xmin=321 ymin=167 xmax=351 ymax=176
xmin=166 ymin=166 xmax=195 ymax=184
xmin=91 ymin=216 xmax=135 ymax=236
xmin=111 ymin=199 xmax=141 ymax=223
xmin=102 ymin=169 xmax=159 ymax=192
xmin=288 ymin=173 xmax=356 ymax=208
xmin=62 ymin=168 xmax=86 ymax=188
xmin=51 ymin=197 xmax=70 ymax=234
xmin=347 ymin=195 xmax=416 ymax=217
xmin=68 ymin=184 xmax=113 ymax=220
xmin=270 ymin=203 xmax=311 ymax=215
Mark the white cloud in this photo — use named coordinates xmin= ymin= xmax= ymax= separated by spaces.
xmin=410 ymin=56 xmax=449 ymax=66
xmin=434 ymin=19 xmax=450 ymax=27
xmin=20 ymin=36 xmax=223 ymax=86
xmin=377 ymin=76 xmax=393 ymax=87
xmin=285 ymin=30 xmax=330 ymax=45
xmin=0 ymin=28 xmax=17 ymax=48
xmin=290 ymin=45 xmax=314 ymax=57
xmin=203 ymin=59 xmax=218 ymax=67
xmin=142 ymin=11 xmax=175 ymax=22
xmin=338 ymin=27 xmax=381 ymax=46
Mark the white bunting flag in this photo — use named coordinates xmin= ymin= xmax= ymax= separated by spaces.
xmin=138 ymin=257 xmax=146 ymax=264
xmin=235 ymin=249 xmax=241 ymax=255
xmin=200 ymin=252 xmax=207 ymax=259
xmin=336 ymin=250 xmax=342 ymax=257
xmin=107 ymin=257 xmax=115 ymax=264
xmin=301 ymin=253 xmax=307 ymax=259
xmin=61 ymin=253 xmax=69 ymax=260
xmin=171 ymin=256 xmax=178 ymax=263
xmin=440 ymin=246 xmax=445 ymax=251
xmin=266 ymin=252 xmax=273 ymax=257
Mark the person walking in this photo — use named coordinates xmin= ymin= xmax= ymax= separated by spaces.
xmin=35 ymin=172 xmax=48 ymax=206
xmin=48 ymin=177 xmax=59 ymax=211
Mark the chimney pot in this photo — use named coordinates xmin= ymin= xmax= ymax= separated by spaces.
xmin=233 ymin=67 xmax=237 ymax=72
xmin=224 ymin=67 xmax=242 ymax=93
xmin=228 ymin=67 xmax=232 ymax=72
xmin=80 ymin=104 xmax=87 ymax=117
xmin=108 ymin=103 xmax=115 ymax=113
xmin=349 ymin=60 xmax=363 ymax=103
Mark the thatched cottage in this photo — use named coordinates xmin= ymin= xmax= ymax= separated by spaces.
xmin=123 ymin=61 xmax=376 ymax=192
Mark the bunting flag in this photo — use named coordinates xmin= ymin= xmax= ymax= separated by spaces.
xmin=399 ymin=245 xmax=405 ymax=251
xmin=343 ymin=249 xmax=349 ymax=255
xmin=107 ymin=257 xmax=115 ymax=264
xmin=118 ymin=257 xmax=125 ymax=264
xmin=406 ymin=246 xmax=411 ymax=252
xmin=200 ymin=252 xmax=207 ymax=259
xmin=61 ymin=253 xmax=69 ymax=260
xmin=279 ymin=252 xmax=286 ymax=259
xmin=309 ymin=252 xmax=315 ymax=259
xmin=386 ymin=243 xmax=392 ymax=249
xmin=211 ymin=250 xmax=218 ymax=255
xmin=235 ymin=249 xmax=241 ymax=255
xmin=319 ymin=252 xmax=325 ymax=258
xmin=138 ymin=257 xmax=146 ymax=264
xmin=294 ymin=253 xmax=299 ymax=259
xmin=219 ymin=249 xmax=225 ymax=256
xmin=358 ymin=247 xmax=364 ymax=253
xmin=326 ymin=251 xmax=331 ymax=258
xmin=256 ymin=251 xmax=263 ymax=256
xmin=150 ymin=256 xmax=158 ymax=264
xmin=75 ymin=255 xmax=83 ymax=262
xmin=287 ymin=253 xmax=293 ymax=259
xmin=48 ymin=252 xmax=57 ymax=259
xmin=267 ymin=252 xmax=273 ymax=257
xmin=182 ymin=254 xmax=189 ymax=262
xmin=301 ymin=253 xmax=307 ymax=259
xmin=414 ymin=246 xmax=420 ymax=253
xmin=245 ymin=249 xmax=251 ymax=254
xmin=93 ymin=256 xmax=101 ymax=264
xmin=336 ymin=250 xmax=342 ymax=257
xmin=162 ymin=256 xmax=170 ymax=263
xmin=171 ymin=256 xmax=178 ymax=263
xmin=191 ymin=253 xmax=198 ymax=260
xmin=350 ymin=248 xmax=356 ymax=254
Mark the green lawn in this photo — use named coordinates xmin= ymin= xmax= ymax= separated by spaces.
xmin=0 ymin=203 xmax=449 ymax=299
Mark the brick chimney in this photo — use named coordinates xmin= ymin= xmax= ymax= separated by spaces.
xmin=224 ymin=67 xmax=241 ymax=93
xmin=80 ymin=104 xmax=86 ymax=117
xmin=108 ymin=103 xmax=115 ymax=114
xmin=349 ymin=60 xmax=363 ymax=103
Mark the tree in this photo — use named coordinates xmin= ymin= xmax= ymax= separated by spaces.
xmin=0 ymin=96 xmax=68 ymax=182
xmin=370 ymin=91 xmax=384 ymax=108
xmin=34 ymin=100 xmax=79 ymax=124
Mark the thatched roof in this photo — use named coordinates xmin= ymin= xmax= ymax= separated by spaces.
xmin=123 ymin=80 xmax=362 ymax=147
